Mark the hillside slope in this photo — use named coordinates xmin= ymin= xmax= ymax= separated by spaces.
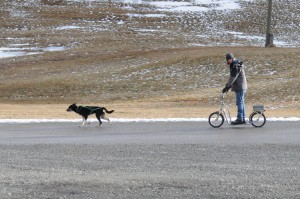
xmin=0 ymin=0 xmax=299 ymax=117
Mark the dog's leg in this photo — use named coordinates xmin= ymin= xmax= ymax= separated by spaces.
xmin=80 ymin=117 xmax=85 ymax=127
xmin=101 ymin=114 xmax=112 ymax=125
xmin=96 ymin=113 xmax=102 ymax=127
xmin=81 ymin=116 xmax=90 ymax=127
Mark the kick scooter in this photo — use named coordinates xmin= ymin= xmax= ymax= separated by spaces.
xmin=208 ymin=92 xmax=266 ymax=128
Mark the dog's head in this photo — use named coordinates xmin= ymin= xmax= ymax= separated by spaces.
xmin=66 ymin=103 xmax=77 ymax=112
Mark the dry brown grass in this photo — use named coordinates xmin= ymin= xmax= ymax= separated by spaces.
xmin=0 ymin=100 xmax=299 ymax=119
xmin=1 ymin=46 xmax=299 ymax=103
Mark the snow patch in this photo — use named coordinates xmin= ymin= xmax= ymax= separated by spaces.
xmin=0 ymin=44 xmax=65 ymax=59
xmin=0 ymin=118 xmax=299 ymax=124
xmin=56 ymin=25 xmax=83 ymax=30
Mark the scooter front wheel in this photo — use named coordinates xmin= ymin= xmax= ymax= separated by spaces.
xmin=249 ymin=112 xmax=266 ymax=127
xmin=208 ymin=112 xmax=224 ymax=128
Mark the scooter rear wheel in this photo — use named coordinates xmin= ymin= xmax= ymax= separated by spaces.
xmin=250 ymin=112 xmax=266 ymax=127
xmin=208 ymin=112 xmax=224 ymax=128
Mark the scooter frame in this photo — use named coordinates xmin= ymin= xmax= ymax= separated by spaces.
xmin=208 ymin=92 xmax=266 ymax=128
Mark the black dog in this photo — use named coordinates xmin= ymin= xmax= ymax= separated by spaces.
xmin=66 ymin=103 xmax=114 ymax=127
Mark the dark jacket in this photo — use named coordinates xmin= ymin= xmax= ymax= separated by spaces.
xmin=226 ymin=59 xmax=247 ymax=92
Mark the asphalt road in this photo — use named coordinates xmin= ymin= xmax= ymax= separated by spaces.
xmin=0 ymin=121 xmax=299 ymax=145
xmin=0 ymin=121 xmax=299 ymax=198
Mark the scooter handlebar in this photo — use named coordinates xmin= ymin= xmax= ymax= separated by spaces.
xmin=221 ymin=92 xmax=227 ymax=99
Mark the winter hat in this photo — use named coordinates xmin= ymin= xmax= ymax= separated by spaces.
xmin=226 ymin=53 xmax=234 ymax=61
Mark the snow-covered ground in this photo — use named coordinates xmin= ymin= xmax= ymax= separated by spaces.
xmin=0 ymin=117 xmax=300 ymax=124
xmin=0 ymin=118 xmax=208 ymax=123
xmin=0 ymin=45 xmax=65 ymax=58
xmin=1 ymin=0 xmax=299 ymax=59
xmin=70 ymin=0 xmax=252 ymax=11
xmin=111 ymin=0 xmax=253 ymax=12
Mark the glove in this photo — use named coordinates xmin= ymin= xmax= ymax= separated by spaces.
xmin=222 ymin=86 xmax=230 ymax=93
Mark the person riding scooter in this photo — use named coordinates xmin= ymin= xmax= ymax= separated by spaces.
xmin=222 ymin=53 xmax=248 ymax=125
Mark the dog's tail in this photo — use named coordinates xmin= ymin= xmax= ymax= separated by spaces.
xmin=103 ymin=107 xmax=114 ymax=114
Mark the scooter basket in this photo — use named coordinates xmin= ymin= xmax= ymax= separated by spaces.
xmin=253 ymin=105 xmax=264 ymax=112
